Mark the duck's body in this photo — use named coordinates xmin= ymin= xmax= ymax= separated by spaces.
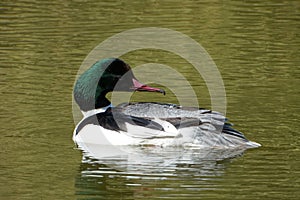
xmin=73 ymin=58 xmax=260 ymax=148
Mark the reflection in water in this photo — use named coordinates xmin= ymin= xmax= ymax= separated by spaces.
xmin=75 ymin=144 xmax=246 ymax=199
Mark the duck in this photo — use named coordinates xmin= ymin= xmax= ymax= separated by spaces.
xmin=73 ymin=58 xmax=260 ymax=148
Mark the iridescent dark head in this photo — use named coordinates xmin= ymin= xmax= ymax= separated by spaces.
xmin=73 ymin=58 xmax=165 ymax=111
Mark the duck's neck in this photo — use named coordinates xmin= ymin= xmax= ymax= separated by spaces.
xmin=81 ymin=103 xmax=113 ymax=118
xmin=82 ymin=93 xmax=113 ymax=118
xmin=95 ymin=94 xmax=111 ymax=109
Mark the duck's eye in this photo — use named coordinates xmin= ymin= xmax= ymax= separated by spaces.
xmin=112 ymin=75 xmax=122 ymax=82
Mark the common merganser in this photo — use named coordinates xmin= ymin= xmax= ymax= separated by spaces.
xmin=73 ymin=58 xmax=260 ymax=148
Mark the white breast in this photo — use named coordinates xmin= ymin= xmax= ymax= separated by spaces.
xmin=73 ymin=124 xmax=140 ymax=145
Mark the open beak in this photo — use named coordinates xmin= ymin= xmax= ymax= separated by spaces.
xmin=132 ymin=78 xmax=165 ymax=95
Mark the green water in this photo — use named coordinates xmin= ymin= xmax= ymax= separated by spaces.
xmin=1 ymin=1 xmax=299 ymax=199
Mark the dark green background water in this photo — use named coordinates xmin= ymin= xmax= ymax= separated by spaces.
xmin=1 ymin=1 xmax=299 ymax=199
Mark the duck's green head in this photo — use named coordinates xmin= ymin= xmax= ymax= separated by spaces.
xmin=74 ymin=58 xmax=165 ymax=111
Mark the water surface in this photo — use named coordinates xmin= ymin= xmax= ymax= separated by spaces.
xmin=1 ymin=0 xmax=299 ymax=199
